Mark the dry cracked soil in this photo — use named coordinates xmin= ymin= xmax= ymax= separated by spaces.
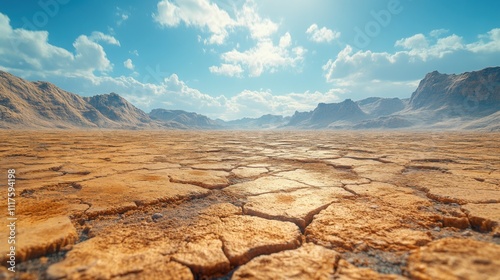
xmin=0 ymin=130 xmax=499 ymax=280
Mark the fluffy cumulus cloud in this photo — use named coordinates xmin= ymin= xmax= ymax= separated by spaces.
xmin=153 ymin=0 xmax=235 ymax=44
xmin=153 ymin=0 xmax=280 ymax=45
xmin=123 ymin=78 xmax=342 ymax=120
xmin=64 ymin=70 xmax=339 ymax=120
xmin=123 ymin=58 xmax=134 ymax=70
xmin=153 ymin=0 xmax=307 ymax=77
xmin=73 ymin=35 xmax=115 ymax=73
xmin=211 ymin=32 xmax=305 ymax=77
xmin=0 ymin=13 xmax=118 ymax=77
xmin=235 ymin=0 xmax=278 ymax=40
xmin=306 ymin=24 xmax=340 ymax=43
xmin=322 ymin=28 xmax=500 ymax=96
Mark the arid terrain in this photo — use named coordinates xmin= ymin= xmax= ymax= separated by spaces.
xmin=0 ymin=130 xmax=499 ymax=279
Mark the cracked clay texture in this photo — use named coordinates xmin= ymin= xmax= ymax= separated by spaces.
xmin=0 ymin=131 xmax=499 ymax=279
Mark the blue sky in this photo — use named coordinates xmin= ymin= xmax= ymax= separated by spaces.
xmin=1 ymin=0 xmax=499 ymax=119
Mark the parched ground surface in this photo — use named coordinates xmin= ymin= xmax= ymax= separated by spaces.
xmin=0 ymin=130 xmax=499 ymax=280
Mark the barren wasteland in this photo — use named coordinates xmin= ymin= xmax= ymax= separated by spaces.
xmin=0 ymin=130 xmax=499 ymax=279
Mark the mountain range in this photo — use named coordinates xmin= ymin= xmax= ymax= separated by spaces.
xmin=0 ymin=67 xmax=499 ymax=130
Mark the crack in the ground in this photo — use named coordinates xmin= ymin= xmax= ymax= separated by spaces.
xmin=168 ymin=175 xmax=230 ymax=189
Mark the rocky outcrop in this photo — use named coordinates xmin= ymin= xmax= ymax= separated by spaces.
xmin=84 ymin=93 xmax=151 ymax=128
xmin=287 ymin=110 xmax=312 ymax=126
xmin=286 ymin=99 xmax=368 ymax=128
xmin=409 ymin=67 xmax=500 ymax=115
xmin=310 ymin=99 xmax=367 ymax=125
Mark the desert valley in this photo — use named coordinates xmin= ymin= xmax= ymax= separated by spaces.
xmin=0 ymin=67 xmax=499 ymax=279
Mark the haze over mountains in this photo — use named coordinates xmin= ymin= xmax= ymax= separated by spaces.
xmin=0 ymin=67 xmax=499 ymax=130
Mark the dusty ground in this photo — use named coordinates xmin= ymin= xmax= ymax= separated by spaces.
xmin=0 ymin=130 xmax=499 ymax=280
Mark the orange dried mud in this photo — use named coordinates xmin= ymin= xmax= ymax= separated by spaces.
xmin=0 ymin=130 xmax=498 ymax=279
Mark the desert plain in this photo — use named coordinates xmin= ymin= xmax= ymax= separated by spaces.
xmin=0 ymin=130 xmax=499 ymax=280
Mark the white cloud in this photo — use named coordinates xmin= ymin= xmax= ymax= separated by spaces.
xmin=88 ymin=31 xmax=121 ymax=46
xmin=152 ymin=0 xmax=303 ymax=77
xmin=323 ymin=29 xmax=500 ymax=83
xmin=209 ymin=63 xmax=243 ymax=77
xmin=395 ymin=33 xmax=428 ymax=50
xmin=279 ymin=32 xmax=291 ymax=48
xmin=153 ymin=0 xmax=235 ymax=45
xmin=73 ymin=35 xmax=114 ymax=73
xmin=116 ymin=73 xmax=343 ymax=119
xmin=0 ymin=13 xmax=116 ymax=77
xmin=322 ymin=28 xmax=500 ymax=98
xmin=236 ymin=0 xmax=278 ymax=40
xmin=429 ymin=28 xmax=449 ymax=38
xmin=306 ymin=24 xmax=340 ymax=43
xmin=467 ymin=28 xmax=500 ymax=53
xmin=0 ymin=13 xmax=11 ymax=35
xmin=224 ymin=88 xmax=342 ymax=119
xmin=395 ymin=33 xmax=464 ymax=61
xmin=153 ymin=0 xmax=281 ymax=45
xmin=123 ymin=58 xmax=134 ymax=70
xmin=211 ymin=32 xmax=305 ymax=77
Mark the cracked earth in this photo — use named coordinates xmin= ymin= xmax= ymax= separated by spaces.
xmin=0 ymin=131 xmax=499 ymax=279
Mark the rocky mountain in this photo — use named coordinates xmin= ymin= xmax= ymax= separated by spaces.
xmin=0 ymin=71 xmax=106 ymax=128
xmin=356 ymin=97 xmax=407 ymax=117
xmin=83 ymin=93 xmax=151 ymax=128
xmin=409 ymin=67 xmax=500 ymax=115
xmin=149 ymin=109 xmax=221 ymax=129
xmin=286 ymin=67 xmax=500 ymax=130
xmin=286 ymin=99 xmax=368 ymax=128
xmin=401 ymin=67 xmax=500 ymax=130
xmin=0 ymin=71 xmax=162 ymax=129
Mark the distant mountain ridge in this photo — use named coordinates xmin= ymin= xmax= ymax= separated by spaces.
xmin=285 ymin=67 xmax=500 ymax=130
xmin=149 ymin=109 xmax=221 ymax=129
xmin=0 ymin=67 xmax=499 ymax=130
